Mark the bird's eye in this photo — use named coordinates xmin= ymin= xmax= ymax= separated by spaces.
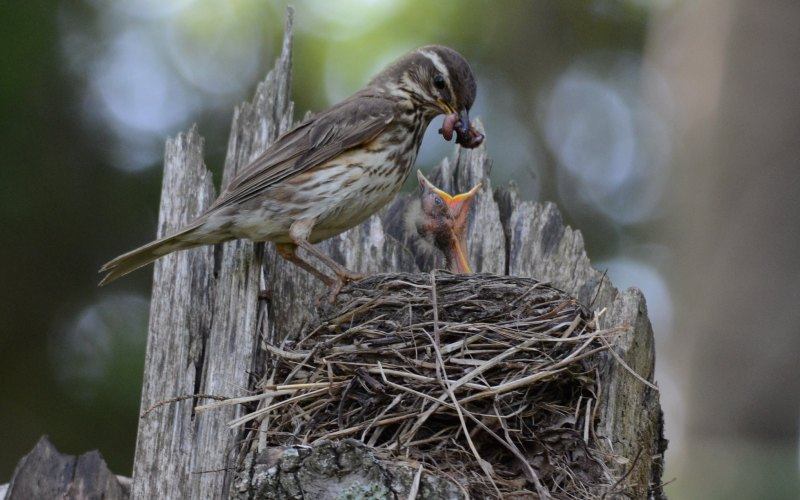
xmin=433 ymin=195 xmax=443 ymax=206
xmin=433 ymin=74 xmax=446 ymax=90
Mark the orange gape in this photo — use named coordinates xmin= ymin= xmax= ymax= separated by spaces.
xmin=414 ymin=170 xmax=481 ymax=274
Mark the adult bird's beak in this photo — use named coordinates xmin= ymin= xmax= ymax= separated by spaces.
xmin=456 ymin=108 xmax=470 ymax=137
xmin=416 ymin=171 xmax=481 ymax=274
xmin=437 ymin=99 xmax=456 ymax=116
xmin=436 ymin=103 xmax=484 ymax=149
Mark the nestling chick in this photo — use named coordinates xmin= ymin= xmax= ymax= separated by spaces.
xmin=408 ymin=170 xmax=481 ymax=273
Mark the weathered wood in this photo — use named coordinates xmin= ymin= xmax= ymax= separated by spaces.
xmin=131 ymin=12 xmax=294 ymax=500
xmin=131 ymin=7 xmax=665 ymax=499
xmin=5 ymin=436 xmax=128 ymax=500
xmin=131 ymin=124 xmax=216 ymax=500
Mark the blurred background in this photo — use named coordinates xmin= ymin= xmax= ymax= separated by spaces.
xmin=2 ymin=0 xmax=798 ymax=498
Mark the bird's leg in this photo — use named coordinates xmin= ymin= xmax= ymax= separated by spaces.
xmin=289 ymin=219 xmax=366 ymax=285
xmin=275 ymin=243 xmax=335 ymax=287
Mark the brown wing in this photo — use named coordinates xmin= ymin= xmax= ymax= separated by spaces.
xmin=209 ymin=92 xmax=396 ymax=210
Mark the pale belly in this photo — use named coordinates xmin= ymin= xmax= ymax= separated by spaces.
xmin=308 ymin=164 xmax=406 ymax=242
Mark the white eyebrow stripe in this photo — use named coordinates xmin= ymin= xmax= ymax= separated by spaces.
xmin=420 ymin=49 xmax=455 ymax=105
xmin=420 ymin=49 xmax=448 ymax=76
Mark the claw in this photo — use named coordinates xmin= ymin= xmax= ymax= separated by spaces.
xmin=326 ymin=271 xmax=366 ymax=303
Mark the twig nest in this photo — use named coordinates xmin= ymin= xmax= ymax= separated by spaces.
xmin=249 ymin=272 xmax=620 ymax=498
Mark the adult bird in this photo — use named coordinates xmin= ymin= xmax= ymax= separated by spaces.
xmin=99 ymin=45 xmax=483 ymax=288
xmin=412 ymin=170 xmax=481 ymax=274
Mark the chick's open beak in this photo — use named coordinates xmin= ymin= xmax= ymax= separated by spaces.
xmin=415 ymin=170 xmax=481 ymax=274
xmin=441 ymin=182 xmax=480 ymax=222
xmin=416 ymin=170 xmax=481 ymax=222
xmin=440 ymin=181 xmax=480 ymax=274
xmin=416 ymin=169 xmax=434 ymax=190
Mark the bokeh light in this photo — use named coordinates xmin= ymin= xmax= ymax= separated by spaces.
xmin=541 ymin=52 xmax=671 ymax=226
xmin=49 ymin=294 xmax=148 ymax=405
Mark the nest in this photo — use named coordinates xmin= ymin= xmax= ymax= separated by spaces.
xmin=232 ymin=273 xmax=621 ymax=498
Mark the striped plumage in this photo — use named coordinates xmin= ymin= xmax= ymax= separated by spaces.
xmin=100 ymin=45 xmax=481 ymax=288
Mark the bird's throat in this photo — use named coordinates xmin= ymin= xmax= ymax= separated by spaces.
xmin=445 ymin=235 xmax=471 ymax=274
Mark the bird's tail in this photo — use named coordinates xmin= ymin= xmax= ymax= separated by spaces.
xmin=99 ymin=225 xmax=203 ymax=286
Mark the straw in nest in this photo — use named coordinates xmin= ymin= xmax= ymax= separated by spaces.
xmin=203 ymin=272 xmax=623 ymax=498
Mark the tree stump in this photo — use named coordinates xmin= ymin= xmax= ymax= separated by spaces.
xmin=4 ymin=436 xmax=129 ymax=500
xmin=131 ymin=8 xmax=665 ymax=499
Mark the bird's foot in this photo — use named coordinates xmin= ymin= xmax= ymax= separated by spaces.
xmin=326 ymin=271 xmax=367 ymax=303
xmin=337 ymin=270 xmax=366 ymax=283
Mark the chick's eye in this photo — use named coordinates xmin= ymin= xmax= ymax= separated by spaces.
xmin=433 ymin=195 xmax=443 ymax=206
xmin=433 ymin=74 xmax=446 ymax=90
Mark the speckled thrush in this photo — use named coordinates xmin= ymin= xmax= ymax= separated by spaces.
xmin=100 ymin=45 xmax=483 ymax=288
